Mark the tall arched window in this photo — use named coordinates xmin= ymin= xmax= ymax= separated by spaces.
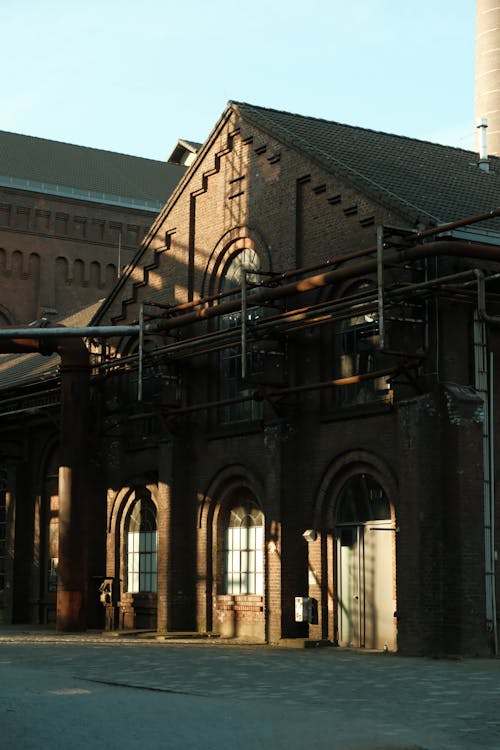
xmin=126 ymin=495 xmax=158 ymax=593
xmin=219 ymin=248 xmax=263 ymax=422
xmin=224 ymin=502 xmax=264 ymax=595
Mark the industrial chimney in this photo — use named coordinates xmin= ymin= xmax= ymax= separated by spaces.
xmin=476 ymin=1 xmax=500 ymax=156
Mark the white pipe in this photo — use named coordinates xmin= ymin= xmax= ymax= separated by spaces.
xmin=376 ymin=225 xmax=385 ymax=349
xmin=489 ymin=351 xmax=498 ymax=654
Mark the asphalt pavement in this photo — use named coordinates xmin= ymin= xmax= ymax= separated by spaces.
xmin=0 ymin=626 xmax=499 ymax=750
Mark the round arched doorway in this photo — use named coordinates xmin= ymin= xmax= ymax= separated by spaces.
xmin=335 ymin=473 xmax=396 ymax=650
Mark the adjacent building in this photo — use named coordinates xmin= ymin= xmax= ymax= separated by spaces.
xmin=0 ymin=129 xmax=187 ymax=325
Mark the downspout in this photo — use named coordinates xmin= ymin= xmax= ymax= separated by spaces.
xmin=376 ymin=225 xmax=385 ymax=349
xmin=476 ymin=270 xmax=499 ymax=653
xmin=0 ymin=334 xmax=91 ymax=632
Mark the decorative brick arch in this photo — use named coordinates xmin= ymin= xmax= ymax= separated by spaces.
xmin=307 ymin=450 xmax=399 ymax=646
xmin=106 ymin=481 xmax=159 ymax=630
xmin=0 ymin=304 xmax=13 ymax=326
xmin=198 ymin=463 xmax=265 ymax=530
xmin=108 ymin=481 xmax=158 ymax=534
xmin=201 ymin=226 xmax=271 ymax=298
xmin=197 ymin=464 xmax=266 ymax=637
xmin=312 ymin=449 xmax=398 ymax=529
xmin=107 ymin=482 xmax=159 ymax=582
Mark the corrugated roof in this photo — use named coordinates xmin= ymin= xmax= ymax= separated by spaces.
xmin=233 ymin=102 xmax=500 ymax=231
xmin=0 ymin=129 xmax=186 ymax=206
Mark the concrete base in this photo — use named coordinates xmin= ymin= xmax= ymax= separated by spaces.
xmin=277 ymin=638 xmax=333 ymax=649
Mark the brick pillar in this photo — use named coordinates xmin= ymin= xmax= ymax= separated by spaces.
xmin=157 ymin=439 xmax=173 ymax=633
xmin=396 ymin=392 xmax=445 ymax=655
xmin=307 ymin=532 xmax=325 ymax=641
xmin=441 ymin=385 xmax=489 ymax=655
xmin=263 ymin=425 xmax=283 ymax=643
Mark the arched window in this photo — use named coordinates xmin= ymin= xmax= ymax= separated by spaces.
xmin=219 ymin=248 xmax=263 ymax=423
xmin=224 ymin=501 xmax=264 ymax=595
xmin=336 ymin=473 xmax=391 ymax=524
xmin=126 ymin=495 xmax=158 ymax=593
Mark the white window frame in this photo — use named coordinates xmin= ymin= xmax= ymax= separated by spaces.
xmin=126 ymin=497 xmax=158 ymax=593
xmin=224 ymin=505 xmax=264 ymax=595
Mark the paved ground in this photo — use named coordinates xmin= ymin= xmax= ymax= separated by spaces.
xmin=0 ymin=626 xmax=499 ymax=749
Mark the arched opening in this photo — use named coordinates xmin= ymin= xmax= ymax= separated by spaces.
xmin=213 ymin=488 xmax=265 ymax=641
xmin=119 ymin=490 xmax=158 ymax=629
xmin=335 ymin=473 xmax=396 ymax=650
xmin=224 ymin=503 xmax=264 ymax=596
xmin=125 ymin=496 xmax=158 ymax=595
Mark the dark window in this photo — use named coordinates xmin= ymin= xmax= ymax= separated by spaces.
xmin=334 ymin=282 xmax=390 ymax=407
xmin=219 ymin=248 xmax=263 ymax=423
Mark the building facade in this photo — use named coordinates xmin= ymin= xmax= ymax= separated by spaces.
xmin=0 ymin=129 xmax=186 ymax=325
xmin=1 ymin=102 xmax=500 ymax=655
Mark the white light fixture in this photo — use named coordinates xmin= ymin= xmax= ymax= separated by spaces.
xmin=302 ymin=529 xmax=317 ymax=542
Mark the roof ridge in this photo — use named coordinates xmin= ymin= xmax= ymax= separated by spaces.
xmin=231 ymin=100 xmax=487 ymax=158
xmin=232 ymin=102 xmax=443 ymax=223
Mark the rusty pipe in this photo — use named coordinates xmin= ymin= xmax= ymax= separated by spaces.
xmin=0 ymin=333 xmax=91 ymax=633
xmin=140 ymin=209 xmax=500 ymax=319
xmin=150 ymin=240 xmax=500 ymax=333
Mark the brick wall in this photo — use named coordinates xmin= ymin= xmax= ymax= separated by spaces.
xmin=0 ymin=188 xmax=154 ymax=323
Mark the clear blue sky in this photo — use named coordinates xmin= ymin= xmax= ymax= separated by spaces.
xmin=3 ymin=0 xmax=476 ymax=161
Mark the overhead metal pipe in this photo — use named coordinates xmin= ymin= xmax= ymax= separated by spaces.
xmin=0 ymin=325 xmax=140 ymax=339
xmin=135 ymin=208 xmax=500 ymax=319
xmin=150 ymin=240 xmax=500 ymax=333
xmin=0 ymin=334 xmax=91 ymax=633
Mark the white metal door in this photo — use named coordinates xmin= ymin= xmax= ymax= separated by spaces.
xmin=337 ymin=522 xmax=395 ymax=650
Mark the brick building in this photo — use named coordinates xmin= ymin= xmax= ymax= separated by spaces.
xmin=1 ymin=102 xmax=500 ymax=655
xmin=0 ymin=129 xmax=187 ymax=325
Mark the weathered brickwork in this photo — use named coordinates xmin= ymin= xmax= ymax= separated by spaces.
xmin=2 ymin=104 xmax=498 ymax=656
xmin=0 ymin=188 xmax=154 ymax=324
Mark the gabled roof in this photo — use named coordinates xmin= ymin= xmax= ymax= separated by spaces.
xmin=233 ymin=102 xmax=500 ymax=231
xmin=0 ymin=129 xmax=187 ymax=211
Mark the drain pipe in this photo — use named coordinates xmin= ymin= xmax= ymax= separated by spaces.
xmin=0 ymin=333 xmax=91 ymax=632
xmin=475 ymin=270 xmax=499 ymax=653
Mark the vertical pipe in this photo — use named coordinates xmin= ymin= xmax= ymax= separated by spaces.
xmin=474 ymin=310 xmax=496 ymax=641
xmin=489 ymin=351 xmax=498 ymax=654
xmin=357 ymin=526 xmax=363 ymax=648
xmin=376 ymin=226 xmax=385 ymax=349
xmin=57 ymin=350 xmax=90 ymax=632
xmin=138 ymin=303 xmax=144 ymax=402
xmin=241 ymin=271 xmax=247 ymax=380
xmin=117 ymin=233 xmax=122 ymax=279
